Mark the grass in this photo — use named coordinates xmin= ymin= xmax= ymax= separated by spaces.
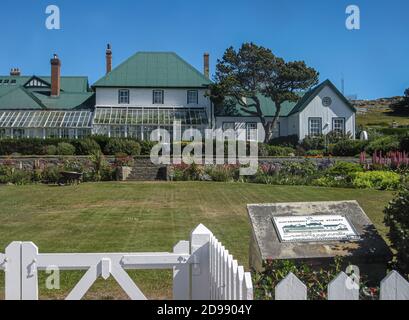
xmin=357 ymin=106 xmax=409 ymax=127
xmin=0 ymin=181 xmax=395 ymax=300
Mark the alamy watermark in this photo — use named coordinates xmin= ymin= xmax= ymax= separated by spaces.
xmin=45 ymin=5 xmax=60 ymax=30
xmin=148 ymin=123 xmax=260 ymax=176
xmin=346 ymin=5 xmax=360 ymax=30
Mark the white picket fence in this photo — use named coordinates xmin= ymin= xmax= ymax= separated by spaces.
xmin=3 ymin=223 xmax=408 ymax=300
xmin=273 ymin=271 xmax=409 ymax=300
xmin=0 ymin=224 xmax=253 ymax=300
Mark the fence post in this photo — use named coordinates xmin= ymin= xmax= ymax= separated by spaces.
xmin=190 ymin=224 xmax=211 ymax=300
xmin=173 ymin=240 xmax=190 ymax=300
xmin=21 ymin=242 xmax=39 ymax=300
xmin=5 ymin=242 xmax=22 ymax=300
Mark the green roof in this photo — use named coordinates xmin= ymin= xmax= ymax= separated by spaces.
xmin=93 ymin=52 xmax=212 ymax=88
xmin=0 ymin=75 xmax=94 ymax=110
xmin=216 ymin=79 xmax=356 ymax=118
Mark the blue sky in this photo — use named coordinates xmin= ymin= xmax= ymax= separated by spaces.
xmin=0 ymin=0 xmax=407 ymax=99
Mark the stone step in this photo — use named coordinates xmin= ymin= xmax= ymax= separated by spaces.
xmin=126 ymin=166 xmax=167 ymax=181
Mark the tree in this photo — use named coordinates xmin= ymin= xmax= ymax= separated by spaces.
xmin=405 ymin=88 xmax=409 ymax=103
xmin=211 ymin=43 xmax=319 ymax=142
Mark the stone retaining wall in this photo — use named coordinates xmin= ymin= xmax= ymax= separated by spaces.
xmin=0 ymin=155 xmax=363 ymax=171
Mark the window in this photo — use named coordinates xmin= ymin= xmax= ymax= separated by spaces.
xmin=3 ymin=80 xmax=9 ymax=84
xmin=332 ymin=118 xmax=345 ymax=135
xmin=153 ymin=90 xmax=164 ymax=104
xmin=187 ymin=90 xmax=198 ymax=104
xmin=308 ymin=118 xmax=322 ymax=136
xmin=11 ymin=80 xmax=16 ymax=85
xmin=118 ymin=89 xmax=130 ymax=104
xmin=246 ymin=123 xmax=258 ymax=141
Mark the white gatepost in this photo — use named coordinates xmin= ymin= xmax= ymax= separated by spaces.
xmin=5 ymin=242 xmax=22 ymax=300
xmin=173 ymin=240 xmax=190 ymax=300
xmin=21 ymin=242 xmax=39 ymax=300
xmin=190 ymin=224 xmax=211 ymax=300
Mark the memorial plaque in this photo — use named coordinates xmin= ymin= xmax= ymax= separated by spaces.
xmin=247 ymin=201 xmax=393 ymax=282
xmin=272 ymin=215 xmax=360 ymax=243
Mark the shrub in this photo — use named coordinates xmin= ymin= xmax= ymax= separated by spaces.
xmin=104 ymin=139 xmax=141 ymax=156
xmin=254 ymin=258 xmax=376 ymax=300
xmin=91 ymin=135 xmax=111 ymax=152
xmin=56 ymin=142 xmax=76 ymax=155
xmin=205 ymin=165 xmax=238 ymax=182
xmin=400 ymin=135 xmax=409 ymax=152
xmin=305 ymin=150 xmax=324 ymax=157
xmin=74 ymin=138 xmax=101 ymax=155
xmin=326 ymin=161 xmax=364 ymax=177
xmin=269 ymin=135 xmax=299 ymax=147
xmin=258 ymin=143 xmax=269 ymax=157
xmin=42 ymin=166 xmax=61 ymax=184
xmin=44 ymin=145 xmax=57 ymax=155
xmin=384 ymin=184 xmax=409 ymax=274
xmin=352 ymin=171 xmax=401 ymax=190
xmin=281 ymin=160 xmax=318 ymax=177
xmin=365 ymin=136 xmax=400 ymax=155
xmin=331 ymin=140 xmax=368 ymax=157
xmin=139 ymin=140 xmax=157 ymax=156
xmin=301 ymin=135 xmax=325 ymax=150
xmin=9 ymin=170 xmax=32 ymax=185
xmin=268 ymin=146 xmax=295 ymax=157
xmin=114 ymin=153 xmax=135 ymax=167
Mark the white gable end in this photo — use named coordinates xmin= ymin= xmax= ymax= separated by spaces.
xmin=298 ymin=84 xmax=356 ymax=140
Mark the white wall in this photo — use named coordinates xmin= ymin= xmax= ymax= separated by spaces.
xmin=298 ymin=85 xmax=356 ymax=140
xmin=214 ymin=116 xmax=286 ymax=142
xmin=95 ymin=88 xmax=210 ymax=108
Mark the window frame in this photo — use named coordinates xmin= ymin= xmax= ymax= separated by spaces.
xmin=152 ymin=90 xmax=164 ymax=105
xmin=187 ymin=90 xmax=199 ymax=105
xmin=118 ymin=89 xmax=130 ymax=104
xmin=308 ymin=117 xmax=322 ymax=136
xmin=246 ymin=122 xmax=258 ymax=141
xmin=332 ymin=117 xmax=346 ymax=135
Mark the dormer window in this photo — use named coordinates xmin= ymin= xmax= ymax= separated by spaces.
xmin=25 ymin=78 xmax=49 ymax=88
xmin=118 ymin=89 xmax=130 ymax=104
xmin=187 ymin=90 xmax=198 ymax=104
xmin=153 ymin=90 xmax=164 ymax=104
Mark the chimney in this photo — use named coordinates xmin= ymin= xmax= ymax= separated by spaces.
xmin=203 ymin=53 xmax=209 ymax=79
xmin=10 ymin=68 xmax=21 ymax=76
xmin=106 ymin=44 xmax=112 ymax=74
xmin=50 ymin=54 xmax=61 ymax=97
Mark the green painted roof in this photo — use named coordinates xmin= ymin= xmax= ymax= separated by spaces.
xmin=93 ymin=52 xmax=212 ymax=88
xmin=216 ymin=79 xmax=356 ymax=118
xmin=0 ymin=75 xmax=94 ymax=110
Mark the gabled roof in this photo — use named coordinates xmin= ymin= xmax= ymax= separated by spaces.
xmin=287 ymin=79 xmax=356 ymax=115
xmin=216 ymin=79 xmax=356 ymax=118
xmin=0 ymin=75 xmax=94 ymax=110
xmin=93 ymin=52 xmax=212 ymax=88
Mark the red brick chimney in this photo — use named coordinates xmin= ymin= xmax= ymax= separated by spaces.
xmin=10 ymin=68 xmax=21 ymax=76
xmin=106 ymin=44 xmax=112 ymax=74
xmin=203 ymin=53 xmax=209 ymax=79
xmin=50 ymin=54 xmax=61 ymax=97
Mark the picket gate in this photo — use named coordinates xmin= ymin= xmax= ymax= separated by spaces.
xmin=2 ymin=224 xmax=409 ymax=300
xmin=0 ymin=224 xmax=253 ymax=300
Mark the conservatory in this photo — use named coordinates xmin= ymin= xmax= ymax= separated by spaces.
xmin=92 ymin=107 xmax=209 ymax=140
xmin=0 ymin=110 xmax=93 ymax=139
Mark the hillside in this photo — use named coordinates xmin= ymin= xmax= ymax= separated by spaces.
xmin=353 ymin=96 xmax=409 ymax=127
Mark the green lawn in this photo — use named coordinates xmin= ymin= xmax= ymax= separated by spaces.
xmin=0 ymin=182 xmax=394 ymax=300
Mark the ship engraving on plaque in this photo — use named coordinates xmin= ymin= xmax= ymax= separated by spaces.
xmin=272 ymin=215 xmax=360 ymax=243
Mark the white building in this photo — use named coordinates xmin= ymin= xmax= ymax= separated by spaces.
xmin=0 ymin=47 xmax=356 ymax=142
xmin=92 ymin=50 xmax=212 ymax=140
xmin=214 ymin=79 xmax=356 ymax=142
